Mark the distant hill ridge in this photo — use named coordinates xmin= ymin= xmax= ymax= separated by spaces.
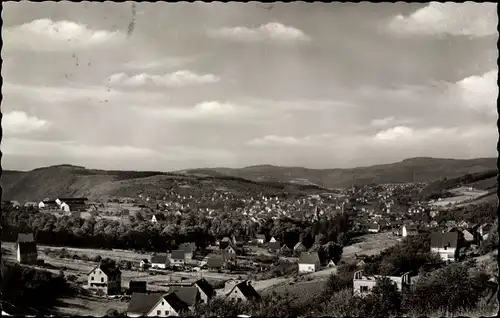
xmin=1 ymin=157 xmax=497 ymax=202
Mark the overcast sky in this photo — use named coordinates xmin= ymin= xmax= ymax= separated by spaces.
xmin=2 ymin=2 xmax=498 ymax=171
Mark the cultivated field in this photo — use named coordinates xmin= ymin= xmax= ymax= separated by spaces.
xmin=343 ymin=231 xmax=400 ymax=259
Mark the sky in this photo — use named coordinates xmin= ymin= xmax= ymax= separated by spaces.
xmin=2 ymin=2 xmax=498 ymax=171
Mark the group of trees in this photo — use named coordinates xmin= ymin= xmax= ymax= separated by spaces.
xmin=1 ymin=204 xmax=352 ymax=260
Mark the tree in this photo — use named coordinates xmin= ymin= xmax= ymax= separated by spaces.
xmin=365 ymin=277 xmax=402 ymax=316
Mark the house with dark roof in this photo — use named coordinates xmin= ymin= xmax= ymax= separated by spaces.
xmin=126 ymin=292 xmax=189 ymax=317
xmin=207 ymin=255 xmax=223 ymax=271
xmin=192 ymin=278 xmax=215 ymax=304
xmin=226 ymin=281 xmax=261 ymax=303
xmin=88 ymin=262 xmax=122 ymax=295
xmin=298 ymin=252 xmax=321 ymax=274
xmin=367 ymin=223 xmax=380 ymax=233
xmin=430 ymin=231 xmax=459 ymax=262
xmin=268 ymin=241 xmax=281 ymax=253
xmin=170 ymin=250 xmax=186 ymax=267
xmin=279 ymin=244 xmax=292 ymax=256
xmin=255 ymin=234 xmax=266 ymax=245
xmin=151 ymin=214 xmax=167 ymax=224
xmin=178 ymin=242 xmax=196 ymax=261
xmin=168 ymin=286 xmax=200 ymax=310
xmin=402 ymin=224 xmax=418 ymax=237
xmin=293 ymin=242 xmax=306 ymax=254
xmin=151 ymin=255 xmax=169 ymax=269
xmin=16 ymin=233 xmax=37 ymax=264
xmin=139 ymin=259 xmax=150 ymax=271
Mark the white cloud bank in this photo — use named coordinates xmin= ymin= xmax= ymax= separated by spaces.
xmin=3 ymin=19 xmax=125 ymax=51
xmin=107 ymin=70 xmax=220 ymax=87
xmin=388 ymin=2 xmax=498 ymax=37
xmin=2 ymin=111 xmax=50 ymax=135
xmin=454 ymin=69 xmax=498 ymax=115
xmin=208 ymin=22 xmax=310 ymax=43
xmin=246 ymin=133 xmax=336 ymax=147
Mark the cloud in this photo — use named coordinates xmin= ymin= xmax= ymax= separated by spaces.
xmin=387 ymin=2 xmax=498 ymax=37
xmin=370 ymin=116 xmax=395 ymax=127
xmin=2 ymin=138 xmax=160 ymax=159
xmin=3 ymin=82 xmax=167 ymax=105
xmin=107 ymin=70 xmax=220 ymax=87
xmin=208 ymin=22 xmax=310 ymax=43
xmin=454 ymin=69 xmax=498 ymax=115
xmin=373 ymin=126 xmax=414 ymax=141
xmin=3 ymin=19 xmax=125 ymax=51
xmin=246 ymin=133 xmax=336 ymax=147
xmin=134 ymin=101 xmax=260 ymax=123
xmin=2 ymin=111 xmax=50 ymax=135
xmin=123 ymin=57 xmax=194 ymax=70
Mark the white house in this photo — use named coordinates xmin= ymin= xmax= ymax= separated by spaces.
xmin=127 ymin=292 xmax=188 ymax=317
xmin=430 ymin=232 xmax=459 ymax=262
xmin=151 ymin=255 xmax=169 ymax=269
xmin=269 ymin=237 xmax=277 ymax=243
xmin=298 ymin=252 xmax=320 ymax=274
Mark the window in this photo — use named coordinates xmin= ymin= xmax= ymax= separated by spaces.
xmin=157 ymin=310 xmax=161 ymax=315
xmin=165 ymin=311 xmax=169 ymax=315
xmin=101 ymin=277 xmax=104 ymax=282
xmin=91 ymin=276 xmax=94 ymax=281
xmin=360 ymin=286 xmax=369 ymax=293
xmin=162 ymin=301 xmax=164 ymax=305
xmin=444 ymin=246 xmax=447 ymax=250
xmin=237 ymin=298 xmax=242 ymax=302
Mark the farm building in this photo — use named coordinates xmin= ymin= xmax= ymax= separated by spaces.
xmin=167 ymin=286 xmax=200 ymax=311
xmin=226 ymin=281 xmax=261 ymax=303
xmin=298 ymin=252 xmax=320 ymax=274
xmin=178 ymin=242 xmax=196 ymax=261
xmin=16 ymin=233 xmax=37 ymax=264
xmin=87 ymin=262 xmax=122 ymax=295
xmin=170 ymin=250 xmax=186 ymax=267
xmin=127 ymin=292 xmax=189 ymax=317
xmin=430 ymin=231 xmax=460 ymax=262
xmin=353 ymin=270 xmax=412 ymax=296
xmin=151 ymin=255 xmax=169 ymax=269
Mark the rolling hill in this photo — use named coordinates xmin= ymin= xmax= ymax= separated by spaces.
xmin=0 ymin=165 xmax=328 ymax=202
xmin=178 ymin=157 xmax=498 ymax=189
xmin=1 ymin=157 xmax=497 ymax=202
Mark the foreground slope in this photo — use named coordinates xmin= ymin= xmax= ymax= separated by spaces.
xmin=180 ymin=157 xmax=497 ymax=188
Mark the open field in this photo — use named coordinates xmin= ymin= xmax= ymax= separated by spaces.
xmin=343 ymin=231 xmax=400 ymax=259
xmin=55 ymin=294 xmax=129 ymax=316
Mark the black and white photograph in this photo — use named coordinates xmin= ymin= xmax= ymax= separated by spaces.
xmin=1 ymin=1 xmax=498 ymax=317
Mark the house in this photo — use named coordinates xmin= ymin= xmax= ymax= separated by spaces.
xmin=128 ymin=281 xmax=147 ymax=294
xmin=139 ymin=259 xmax=151 ymax=271
xmin=178 ymin=243 xmax=196 ymax=261
xmin=269 ymin=236 xmax=277 ymax=243
xmin=478 ymin=223 xmax=493 ymax=240
xmin=151 ymin=255 xmax=169 ymax=269
xmin=170 ymin=250 xmax=186 ymax=267
xmin=151 ymin=214 xmax=166 ymax=223
xmin=127 ymin=292 xmax=189 ymax=317
xmin=327 ymin=260 xmax=337 ymax=268
xmin=168 ymin=286 xmax=200 ymax=311
xmin=367 ymin=223 xmax=380 ymax=233
xmin=462 ymin=229 xmax=475 ymax=243
xmin=207 ymin=256 xmax=224 ymax=271
xmin=353 ymin=270 xmax=412 ymax=296
xmin=192 ymin=278 xmax=215 ymax=304
xmin=219 ymin=237 xmax=232 ymax=250
xmin=88 ymin=262 xmax=122 ymax=295
xmin=226 ymin=281 xmax=261 ymax=303
xmin=279 ymin=244 xmax=292 ymax=256
xmin=16 ymin=233 xmax=37 ymax=264
xmin=57 ymin=197 xmax=88 ymax=211
xmin=255 ymin=234 xmax=266 ymax=245
xmin=293 ymin=242 xmax=306 ymax=254
xmin=402 ymin=224 xmax=418 ymax=237
xmin=223 ymin=243 xmax=237 ymax=255
xmin=268 ymin=241 xmax=281 ymax=253
xmin=430 ymin=231 xmax=459 ymax=262
xmin=298 ymin=252 xmax=321 ymax=274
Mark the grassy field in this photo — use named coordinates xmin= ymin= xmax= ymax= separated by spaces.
xmin=343 ymin=232 xmax=400 ymax=259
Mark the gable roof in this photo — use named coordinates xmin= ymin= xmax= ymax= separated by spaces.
xmin=207 ymin=256 xmax=223 ymax=268
xmin=298 ymin=252 xmax=320 ymax=265
xmin=171 ymin=250 xmax=185 ymax=260
xmin=17 ymin=233 xmax=34 ymax=243
xmin=430 ymin=232 xmax=458 ymax=248
xmin=90 ymin=262 xmax=121 ymax=278
xmin=161 ymin=292 xmax=189 ymax=313
xmin=169 ymin=286 xmax=199 ymax=306
xmin=127 ymin=293 xmax=164 ymax=315
xmin=178 ymin=243 xmax=195 ymax=253
xmin=194 ymin=279 xmax=215 ymax=298
xmin=151 ymin=255 xmax=167 ymax=264
xmin=293 ymin=242 xmax=305 ymax=250
xmin=256 ymin=234 xmax=266 ymax=240
xmin=152 ymin=214 xmax=166 ymax=221
xmin=228 ymin=281 xmax=260 ymax=301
